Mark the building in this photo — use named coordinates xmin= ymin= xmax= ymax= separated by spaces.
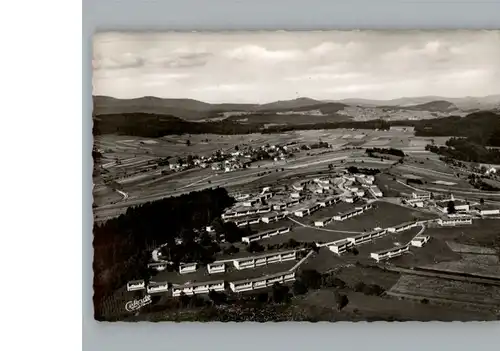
xmin=127 ymin=280 xmax=145 ymax=292
xmin=147 ymin=262 xmax=169 ymax=271
xmin=206 ymin=226 xmax=215 ymax=233
xmin=179 ymin=262 xmax=198 ymax=274
xmin=343 ymin=195 xmax=358 ymax=203
xmin=293 ymin=203 xmax=321 ymax=217
xmin=355 ymin=203 xmax=373 ymax=211
xmin=243 ymin=199 xmax=259 ymax=207
xmin=290 ymin=192 xmax=301 ymax=199
xmin=256 ymin=206 xmax=272 ymax=214
xmin=272 ymin=203 xmax=287 ymax=211
xmin=261 ymin=212 xmax=286 ymax=223
xmin=356 ymin=190 xmax=365 ymax=197
xmin=317 ymin=197 xmax=339 ymax=208
xmin=405 ymin=198 xmax=424 ymax=208
xmin=436 ymin=201 xmax=470 ymax=213
xmin=346 ymin=229 xmax=387 ymax=246
xmin=333 ymin=207 xmax=364 ymax=221
xmin=314 ymin=217 xmax=332 ymax=227
xmin=390 ymin=126 xmax=415 ymax=133
xmin=412 ymin=191 xmax=431 ymax=200
xmin=411 ymin=235 xmax=430 ymax=247
xmin=327 ymin=239 xmax=354 ymax=254
xmin=172 ymin=280 xmax=225 ymax=297
xmin=232 ymin=250 xmax=299 ymax=270
xmin=207 ymin=262 xmax=226 ymax=274
xmin=387 ymin=221 xmax=418 ymax=233
xmin=437 ymin=217 xmax=472 ymax=226
xmin=241 ymin=226 xmax=291 ymax=244
xmin=474 ymin=206 xmax=500 ymax=216
xmin=368 ymin=186 xmax=383 ymax=197
xmin=229 ymin=271 xmax=296 ymax=293
xmin=146 ymin=281 xmax=170 ymax=294
xmin=370 ymin=245 xmax=410 ymax=262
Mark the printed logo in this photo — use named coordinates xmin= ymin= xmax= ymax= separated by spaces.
xmin=125 ymin=295 xmax=152 ymax=312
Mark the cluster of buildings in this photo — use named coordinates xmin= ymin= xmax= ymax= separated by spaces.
xmin=370 ymin=234 xmax=430 ymax=263
xmin=127 ymin=246 xmax=303 ymax=296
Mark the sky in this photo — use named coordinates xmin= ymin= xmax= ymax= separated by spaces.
xmin=93 ymin=30 xmax=500 ymax=104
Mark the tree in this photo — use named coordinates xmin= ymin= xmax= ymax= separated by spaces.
xmin=447 ymin=200 xmax=456 ymax=214
xmin=234 ymin=145 xmax=239 ymax=151
xmin=186 ymin=140 xmax=191 ymax=146
xmin=299 ymin=269 xmax=322 ymax=289
xmin=480 ymin=198 xmax=485 ymax=205
xmin=328 ymin=164 xmax=334 ymax=170
xmin=272 ymin=282 xmax=290 ymax=303
xmin=334 ymin=291 xmax=349 ymax=311
xmin=292 ymin=280 xmax=308 ymax=295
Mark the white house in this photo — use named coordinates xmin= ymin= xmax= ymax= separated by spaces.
xmin=314 ymin=217 xmax=332 ymax=227
xmin=437 ymin=217 xmax=472 ymax=226
xmin=147 ymin=262 xmax=168 ymax=271
xmin=261 ymin=212 xmax=286 ymax=223
xmin=436 ymin=201 xmax=470 ymax=213
xmin=411 ymin=235 xmax=430 ymax=247
xmin=146 ymin=281 xmax=170 ymax=294
xmin=370 ymin=245 xmax=410 ymax=262
xmin=232 ymin=249 xmax=299 ymax=270
xmin=318 ymin=197 xmax=339 ymax=208
xmin=290 ymin=192 xmax=301 ymax=199
xmin=333 ymin=208 xmax=364 ymax=221
xmin=207 ymin=262 xmax=226 ymax=274
xmin=229 ymin=271 xmax=296 ymax=293
xmin=206 ymin=226 xmax=215 ymax=233
xmin=327 ymin=239 xmax=353 ymax=254
xmin=172 ymin=280 xmax=225 ymax=297
xmin=474 ymin=206 xmax=500 ymax=216
xmin=369 ymin=186 xmax=383 ymax=197
xmin=127 ymin=280 xmax=145 ymax=292
xmin=243 ymin=199 xmax=259 ymax=207
xmin=241 ymin=226 xmax=291 ymax=243
xmin=179 ymin=262 xmax=198 ymax=274
xmin=412 ymin=191 xmax=431 ymax=200
xmin=387 ymin=221 xmax=418 ymax=233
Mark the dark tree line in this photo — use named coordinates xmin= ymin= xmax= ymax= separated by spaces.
xmin=426 ymin=138 xmax=500 ymax=164
xmin=366 ymin=147 xmax=405 ymax=158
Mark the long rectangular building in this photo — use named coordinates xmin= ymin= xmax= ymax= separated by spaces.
xmin=229 ymin=271 xmax=296 ymax=293
xmin=232 ymin=250 xmax=299 ymax=270
xmin=172 ymin=280 xmax=225 ymax=297
xmin=370 ymin=245 xmax=410 ymax=262
xmin=333 ymin=207 xmax=364 ymax=221
xmin=241 ymin=226 xmax=291 ymax=244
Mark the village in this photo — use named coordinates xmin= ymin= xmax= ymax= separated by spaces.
xmin=125 ymin=164 xmax=499 ymax=299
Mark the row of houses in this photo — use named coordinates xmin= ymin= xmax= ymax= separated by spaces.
xmin=127 ymin=271 xmax=296 ymax=295
xmin=437 ymin=216 xmax=472 ymax=226
xmin=368 ymin=185 xmax=383 ymax=198
xmin=222 ymin=206 xmax=273 ymax=220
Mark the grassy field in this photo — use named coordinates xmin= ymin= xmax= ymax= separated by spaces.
xmin=425 ymin=219 xmax=500 ymax=248
xmin=388 ymin=274 xmax=500 ymax=307
xmin=319 ymin=201 xmax=435 ymax=232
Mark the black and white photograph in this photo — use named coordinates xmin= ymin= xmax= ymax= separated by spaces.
xmin=92 ymin=30 xmax=500 ymax=322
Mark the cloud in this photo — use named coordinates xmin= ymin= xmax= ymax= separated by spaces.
xmin=92 ymin=31 xmax=500 ymax=103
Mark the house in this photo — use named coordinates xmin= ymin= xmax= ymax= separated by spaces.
xmin=179 ymin=262 xmax=198 ymax=274
xmin=206 ymin=226 xmax=215 ymax=233
xmin=405 ymin=198 xmax=424 ymax=208
xmin=411 ymin=236 xmax=430 ymax=247
xmin=232 ymin=249 xmax=299 ymax=270
xmin=412 ymin=191 xmax=431 ymax=200
xmin=147 ymin=262 xmax=169 ymax=271
xmin=314 ymin=217 xmax=332 ymax=227
xmin=241 ymin=226 xmax=291 ymax=243
xmin=261 ymin=212 xmax=286 ymax=223
xmin=272 ymin=203 xmax=287 ymax=211
xmin=172 ymin=280 xmax=225 ymax=297
xmin=343 ymin=195 xmax=358 ymax=203
xmin=437 ymin=217 xmax=472 ymax=226
xmin=290 ymin=192 xmax=301 ymax=199
xmin=333 ymin=208 xmax=364 ymax=221
xmin=318 ymin=197 xmax=339 ymax=208
xmin=207 ymin=262 xmax=226 ymax=274
xmin=256 ymin=206 xmax=272 ymax=214
xmin=356 ymin=190 xmax=365 ymax=197
xmin=127 ymin=280 xmax=145 ymax=292
xmin=370 ymin=245 xmax=410 ymax=262
xmin=146 ymin=281 xmax=170 ymax=294
xmin=387 ymin=221 xmax=418 ymax=233
xmin=327 ymin=239 xmax=353 ymax=254
xmin=346 ymin=228 xmax=388 ymax=246
xmin=355 ymin=203 xmax=373 ymax=211
xmin=474 ymin=206 xmax=500 ymax=216
xmin=229 ymin=271 xmax=296 ymax=293
xmin=368 ymin=186 xmax=383 ymax=197
xmin=243 ymin=199 xmax=259 ymax=207
xmin=436 ymin=200 xmax=470 ymax=213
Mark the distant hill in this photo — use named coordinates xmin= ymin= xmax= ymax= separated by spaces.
xmin=256 ymin=97 xmax=322 ymax=111
xmin=379 ymin=100 xmax=459 ymax=113
xmin=337 ymin=95 xmax=500 ymax=111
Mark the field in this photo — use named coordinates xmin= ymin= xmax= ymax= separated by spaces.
xmin=388 ymin=275 xmax=500 ymax=309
